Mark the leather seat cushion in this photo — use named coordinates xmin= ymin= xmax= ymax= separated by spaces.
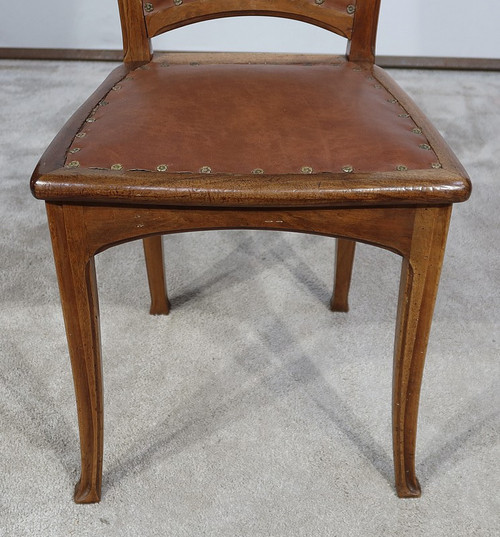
xmin=66 ymin=57 xmax=440 ymax=175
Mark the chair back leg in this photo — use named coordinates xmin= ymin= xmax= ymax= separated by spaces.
xmin=331 ymin=238 xmax=356 ymax=312
xmin=143 ymin=236 xmax=170 ymax=315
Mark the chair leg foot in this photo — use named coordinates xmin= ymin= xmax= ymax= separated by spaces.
xmin=149 ymin=299 xmax=171 ymax=316
xmin=396 ymin=478 xmax=421 ymax=498
xmin=74 ymin=480 xmax=101 ymax=504
xmin=330 ymin=238 xmax=356 ymax=312
xmin=143 ymin=236 xmax=170 ymax=315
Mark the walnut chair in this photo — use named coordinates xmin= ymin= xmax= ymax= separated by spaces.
xmin=31 ymin=0 xmax=471 ymax=503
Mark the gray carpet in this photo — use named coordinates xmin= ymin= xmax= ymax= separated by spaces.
xmin=0 ymin=60 xmax=499 ymax=536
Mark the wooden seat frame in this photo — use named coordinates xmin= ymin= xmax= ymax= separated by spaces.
xmin=31 ymin=0 xmax=471 ymax=503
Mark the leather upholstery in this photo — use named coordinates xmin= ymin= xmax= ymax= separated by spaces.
xmin=66 ymin=57 xmax=439 ymax=176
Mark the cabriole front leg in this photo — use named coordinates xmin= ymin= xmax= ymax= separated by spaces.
xmin=46 ymin=203 xmax=103 ymax=503
xmin=392 ymin=206 xmax=452 ymax=497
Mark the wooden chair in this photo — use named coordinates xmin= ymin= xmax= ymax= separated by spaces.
xmin=31 ymin=0 xmax=471 ymax=503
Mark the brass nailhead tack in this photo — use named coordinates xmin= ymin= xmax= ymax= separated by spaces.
xmin=174 ymin=0 xmax=183 ymax=5
xmin=144 ymin=3 xmax=154 ymax=12
xmin=419 ymin=143 xmax=431 ymax=150
xmin=346 ymin=4 xmax=356 ymax=14
xmin=412 ymin=127 xmax=422 ymax=135
xmin=342 ymin=165 xmax=354 ymax=173
xmin=99 ymin=100 xmax=109 ymax=107
xmin=374 ymin=84 xmax=382 ymax=89
xmin=157 ymin=164 xmax=168 ymax=172
xmin=85 ymin=117 xmax=96 ymax=123
xmin=75 ymin=133 xmax=86 ymax=138
xmin=252 ymin=168 xmax=264 ymax=174
xmin=200 ymin=166 xmax=212 ymax=174
xmin=396 ymin=165 xmax=408 ymax=171
xmin=431 ymin=162 xmax=442 ymax=169
xmin=69 ymin=148 xmax=80 ymax=154
xmin=301 ymin=166 xmax=313 ymax=174
xmin=398 ymin=113 xmax=410 ymax=118
xmin=67 ymin=161 xmax=80 ymax=168
xmin=111 ymin=164 xmax=123 ymax=170
xmin=387 ymin=98 xmax=398 ymax=104
xmin=112 ymin=85 xmax=122 ymax=91
xmin=315 ymin=0 xmax=325 ymax=5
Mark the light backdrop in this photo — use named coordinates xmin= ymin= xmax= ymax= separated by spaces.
xmin=2 ymin=1 xmax=499 ymax=58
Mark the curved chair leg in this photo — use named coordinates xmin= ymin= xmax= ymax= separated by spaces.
xmin=330 ymin=238 xmax=356 ymax=312
xmin=46 ymin=203 xmax=103 ymax=503
xmin=143 ymin=236 xmax=170 ymax=315
xmin=392 ymin=206 xmax=451 ymax=497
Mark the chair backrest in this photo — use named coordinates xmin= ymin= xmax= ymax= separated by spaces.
xmin=118 ymin=0 xmax=381 ymax=63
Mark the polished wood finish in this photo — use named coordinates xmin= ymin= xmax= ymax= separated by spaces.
xmin=144 ymin=0 xmax=354 ymax=38
xmin=117 ymin=0 xmax=151 ymax=62
xmin=331 ymin=239 xmax=356 ymax=312
xmin=40 ymin=201 xmax=457 ymax=503
xmin=31 ymin=0 xmax=471 ymax=503
xmin=46 ymin=202 xmax=103 ymax=503
xmin=347 ymin=0 xmax=381 ymax=62
xmin=117 ymin=1 xmax=383 ymax=62
xmin=143 ymin=236 xmax=170 ymax=315
xmin=392 ymin=205 xmax=452 ymax=497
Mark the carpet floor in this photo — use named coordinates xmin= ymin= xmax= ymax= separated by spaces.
xmin=0 ymin=60 xmax=499 ymax=536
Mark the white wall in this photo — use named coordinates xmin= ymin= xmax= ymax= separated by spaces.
xmin=2 ymin=0 xmax=499 ymax=58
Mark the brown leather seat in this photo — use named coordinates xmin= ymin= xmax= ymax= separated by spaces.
xmin=31 ymin=0 xmax=471 ymax=504
xmin=66 ymin=58 xmax=439 ymax=175
xmin=38 ymin=53 xmax=468 ymax=207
